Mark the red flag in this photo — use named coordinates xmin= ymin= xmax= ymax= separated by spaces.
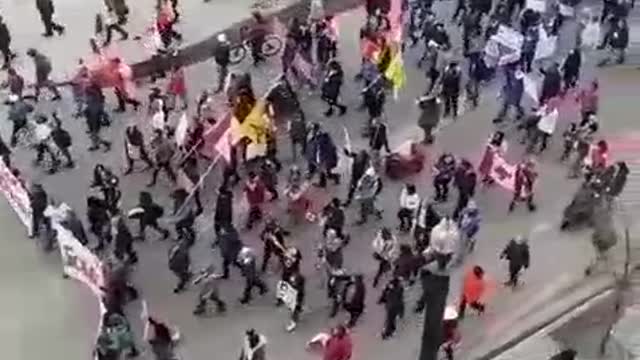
xmin=361 ymin=38 xmax=380 ymax=61
xmin=199 ymin=112 xmax=232 ymax=161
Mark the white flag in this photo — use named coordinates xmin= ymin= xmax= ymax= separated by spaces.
xmin=175 ymin=112 xmax=189 ymax=146
xmin=524 ymin=75 xmax=539 ymax=103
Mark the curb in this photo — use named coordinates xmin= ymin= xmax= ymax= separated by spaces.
xmin=471 ymin=276 xmax=616 ymax=360
xmin=130 ymin=0 xmax=364 ymax=79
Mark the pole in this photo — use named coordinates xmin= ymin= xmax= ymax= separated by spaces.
xmin=418 ymin=271 xmax=450 ymax=360
xmin=173 ymin=153 xmax=222 ymax=218
xmin=624 ymin=226 xmax=630 ymax=284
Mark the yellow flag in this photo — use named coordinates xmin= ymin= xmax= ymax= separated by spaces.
xmin=384 ymin=51 xmax=406 ymax=92
xmin=232 ymin=99 xmax=270 ymax=144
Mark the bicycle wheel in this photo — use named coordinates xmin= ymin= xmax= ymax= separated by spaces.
xmin=229 ymin=45 xmax=247 ymax=65
xmin=262 ymin=34 xmax=283 ymax=57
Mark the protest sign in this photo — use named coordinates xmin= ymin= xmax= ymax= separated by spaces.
xmin=492 ymin=26 xmax=524 ymax=51
xmin=54 ymin=222 xmax=105 ymax=296
xmin=276 ymin=280 xmax=298 ymax=311
xmin=535 ymin=27 xmax=557 ymax=60
xmin=490 ymin=154 xmax=516 ymax=191
xmin=0 ymin=161 xmax=32 ymax=235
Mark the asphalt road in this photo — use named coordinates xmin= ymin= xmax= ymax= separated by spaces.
xmin=1 ymin=1 xmax=640 ymax=360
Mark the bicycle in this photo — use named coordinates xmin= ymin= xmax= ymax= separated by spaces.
xmin=228 ymin=26 xmax=283 ymax=65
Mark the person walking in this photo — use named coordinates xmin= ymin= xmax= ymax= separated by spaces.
xmin=168 ymin=239 xmax=191 ymax=293
xmin=500 ymin=236 xmax=530 ymax=288
xmin=321 ymin=60 xmax=347 ymax=117
xmin=416 ymin=93 xmax=441 ymax=144
xmin=0 ymin=16 xmax=16 ymax=69
xmin=193 ymin=265 xmax=227 ymax=315
xmin=343 ymin=149 xmax=370 ymax=206
xmin=85 ymin=98 xmax=112 ymax=152
xmin=123 ymin=125 xmax=154 ymax=174
xmin=36 ymin=0 xmax=65 ymax=37
xmin=214 ymin=33 xmax=231 ymax=93
xmin=458 ymin=265 xmax=487 ymax=318
xmin=354 ymin=166 xmax=383 ymax=224
xmin=238 ymin=329 xmax=267 ymax=360
xmin=148 ymin=130 xmax=177 ymax=187
xmin=27 ymin=48 xmax=61 ymax=101
xmin=342 ymin=274 xmax=366 ymax=327
xmin=323 ymin=325 xmax=353 ymax=360
xmin=378 ymin=276 xmax=405 ymax=339
xmin=132 ymin=191 xmax=170 ymax=241
xmin=441 ymin=62 xmax=462 ymax=119
xmin=216 ymin=224 xmax=243 ymax=279
xmin=238 ymin=247 xmax=268 ymax=304
xmin=372 ymin=227 xmax=399 ymax=287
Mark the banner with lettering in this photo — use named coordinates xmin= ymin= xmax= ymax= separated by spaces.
xmin=54 ymin=222 xmax=105 ymax=297
xmin=0 ymin=161 xmax=32 ymax=235
xmin=490 ymin=154 xmax=516 ymax=191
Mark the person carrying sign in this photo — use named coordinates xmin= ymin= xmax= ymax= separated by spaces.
xmin=282 ymin=270 xmax=305 ymax=332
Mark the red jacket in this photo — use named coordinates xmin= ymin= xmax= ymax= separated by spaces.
xmin=462 ymin=269 xmax=486 ymax=303
xmin=323 ymin=334 xmax=353 ymax=360
xmin=244 ymin=180 xmax=266 ymax=206
xmin=167 ymin=68 xmax=186 ymax=96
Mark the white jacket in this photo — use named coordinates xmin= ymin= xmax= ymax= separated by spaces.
xmin=399 ymin=188 xmax=420 ymax=211
xmin=537 ymin=107 xmax=558 ymax=135
xmin=372 ymin=233 xmax=399 ymax=261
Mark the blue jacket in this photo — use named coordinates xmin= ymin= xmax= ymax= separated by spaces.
xmin=503 ymin=71 xmax=524 ymax=105
xmin=306 ymin=132 xmax=338 ymax=169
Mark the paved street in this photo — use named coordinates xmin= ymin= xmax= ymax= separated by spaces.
xmin=1 ymin=1 xmax=640 ymax=360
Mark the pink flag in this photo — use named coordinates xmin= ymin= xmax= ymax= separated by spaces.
xmin=489 ymin=154 xmax=516 ymax=192
xmin=199 ymin=112 xmax=232 ymax=160
xmin=388 ymin=0 xmax=404 ymax=43
xmin=329 ymin=16 xmax=339 ymax=40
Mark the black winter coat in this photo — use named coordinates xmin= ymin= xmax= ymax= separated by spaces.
xmin=0 ymin=22 xmax=10 ymax=48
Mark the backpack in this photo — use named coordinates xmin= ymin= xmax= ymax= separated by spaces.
xmin=53 ymin=128 xmax=72 ymax=148
xmin=151 ymin=204 xmax=164 ymax=218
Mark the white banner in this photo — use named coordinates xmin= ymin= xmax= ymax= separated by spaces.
xmin=55 ymin=221 xmax=105 ymax=297
xmin=524 ymin=75 xmax=539 ymax=102
xmin=492 ymin=26 xmax=524 ymax=52
xmin=526 ymin=0 xmax=546 ymax=12
xmin=175 ymin=112 xmax=189 ymax=147
xmin=276 ymin=280 xmax=298 ymax=311
xmin=0 ymin=161 xmax=32 ymax=235
xmin=558 ymin=3 xmax=575 ymax=17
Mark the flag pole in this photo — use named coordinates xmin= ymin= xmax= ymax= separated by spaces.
xmin=173 ymin=152 xmax=223 ymax=218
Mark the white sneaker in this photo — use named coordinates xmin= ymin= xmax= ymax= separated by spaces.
xmin=286 ymin=321 xmax=297 ymax=332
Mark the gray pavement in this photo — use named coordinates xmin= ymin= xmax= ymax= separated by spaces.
xmin=1 ymin=1 xmax=640 ymax=360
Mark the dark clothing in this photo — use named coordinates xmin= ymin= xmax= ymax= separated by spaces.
xmin=369 ymin=123 xmax=390 ymax=152
xmin=214 ymin=189 xmax=233 ymax=232
xmin=500 ymin=239 xmax=530 ymax=286
xmin=540 ymin=67 xmax=562 ymax=104
xmin=342 ymin=280 xmax=366 ymax=327
xmin=379 ymin=281 xmax=404 ymax=337
xmin=214 ymin=41 xmax=231 ymax=66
